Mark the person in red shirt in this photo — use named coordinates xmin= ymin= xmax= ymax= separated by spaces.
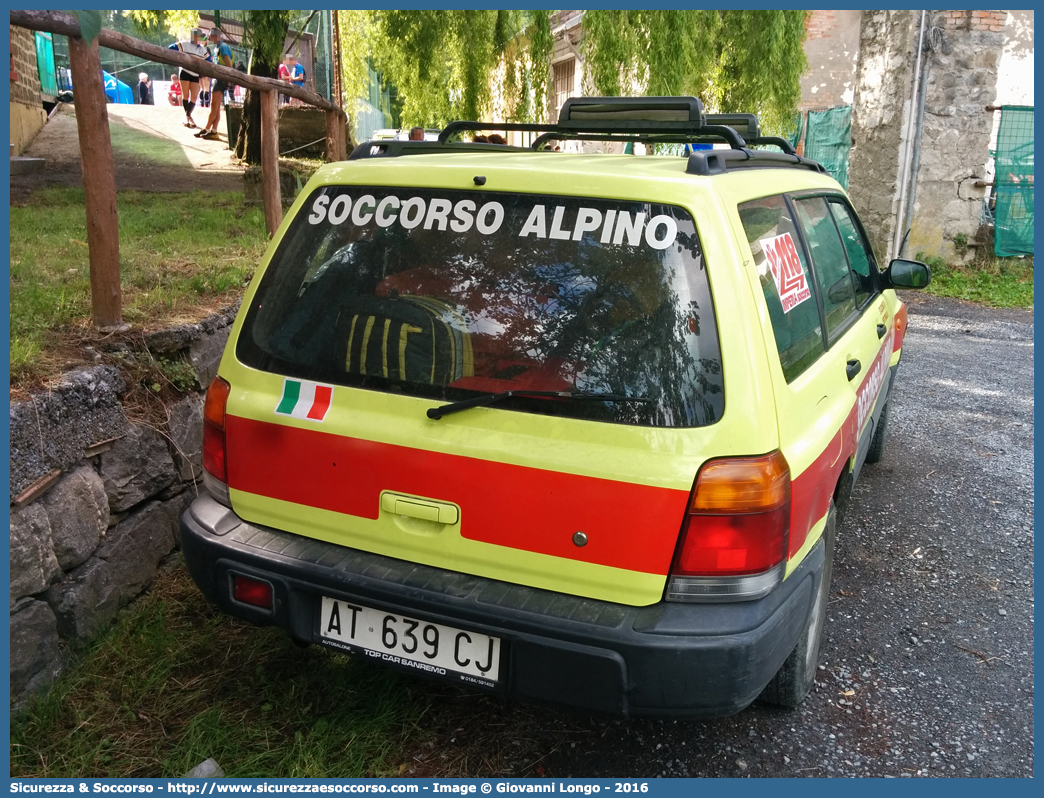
xmin=167 ymin=74 xmax=182 ymax=106
xmin=278 ymin=59 xmax=291 ymax=105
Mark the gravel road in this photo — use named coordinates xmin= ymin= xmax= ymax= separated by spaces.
xmin=405 ymin=293 xmax=1034 ymax=779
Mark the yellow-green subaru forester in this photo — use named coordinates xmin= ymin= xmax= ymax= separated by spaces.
xmin=181 ymin=97 xmax=930 ymax=717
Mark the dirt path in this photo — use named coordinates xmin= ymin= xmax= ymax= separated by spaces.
xmin=12 ymin=102 xmax=246 ymax=200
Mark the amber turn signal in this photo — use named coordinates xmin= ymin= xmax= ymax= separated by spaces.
xmin=691 ymin=451 xmax=790 ymax=513
xmin=204 ymin=376 xmax=231 ymax=429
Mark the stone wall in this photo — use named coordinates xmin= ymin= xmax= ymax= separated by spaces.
xmin=9 ymin=308 xmax=235 ymax=710
xmin=847 ymin=10 xmax=1012 ymax=262
xmin=907 ymin=11 xmax=1006 ymax=260
xmin=10 ymin=24 xmax=48 ymax=155
xmin=847 ymin=10 xmax=918 ymax=260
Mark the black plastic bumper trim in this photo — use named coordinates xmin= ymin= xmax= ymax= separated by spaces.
xmin=181 ymin=496 xmax=823 ymax=718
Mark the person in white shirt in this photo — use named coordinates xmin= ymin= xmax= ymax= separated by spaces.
xmin=167 ymin=28 xmax=211 ymax=128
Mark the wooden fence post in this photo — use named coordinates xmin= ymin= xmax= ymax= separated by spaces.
xmin=260 ymin=88 xmax=282 ymax=236
xmin=326 ymin=109 xmax=347 ymax=162
xmin=67 ymin=35 xmax=122 ymax=327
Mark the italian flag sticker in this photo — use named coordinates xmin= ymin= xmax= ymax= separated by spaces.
xmin=275 ymin=378 xmax=333 ymax=422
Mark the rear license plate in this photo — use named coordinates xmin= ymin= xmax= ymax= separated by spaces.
xmin=318 ymin=596 xmax=501 ymax=686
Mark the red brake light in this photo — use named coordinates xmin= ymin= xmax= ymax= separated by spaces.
xmin=671 ymin=452 xmax=791 ymax=578
xmin=232 ymin=574 xmax=273 ymax=609
xmin=202 ymin=377 xmax=231 ymax=482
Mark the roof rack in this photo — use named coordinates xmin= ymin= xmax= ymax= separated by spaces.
xmin=347 ymin=96 xmax=824 ymax=174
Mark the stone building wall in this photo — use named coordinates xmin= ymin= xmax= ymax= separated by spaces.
xmin=846 ymin=10 xmax=919 ymax=260
xmin=10 ymin=24 xmax=48 ymax=154
xmin=907 ymin=11 xmax=1006 ymax=259
xmin=9 ymin=309 xmax=235 ymax=710
xmin=847 ymin=10 xmax=1012 ymax=262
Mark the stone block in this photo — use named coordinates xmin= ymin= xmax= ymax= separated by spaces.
xmin=188 ymin=327 xmax=230 ymax=390
xmin=45 ymin=501 xmax=176 ymax=641
xmin=9 ymin=365 xmax=128 ymax=499
xmin=144 ymin=305 xmax=239 ymax=358
xmin=97 ymin=501 xmax=177 ymax=601
xmin=168 ymin=394 xmax=205 ymax=481
xmin=10 ymin=503 xmax=62 ymax=603
xmin=44 ymin=556 xmax=118 ymax=641
xmin=10 ymin=598 xmax=64 ymax=710
xmin=99 ymin=424 xmax=179 ymax=512
xmin=162 ymin=489 xmax=196 ymax=548
xmin=40 ymin=464 xmax=109 ymax=571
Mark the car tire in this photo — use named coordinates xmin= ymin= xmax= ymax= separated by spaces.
xmin=759 ymin=500 xmax=836 ymax=707
xmin=865 ymin=398 xmax=891 ymax=464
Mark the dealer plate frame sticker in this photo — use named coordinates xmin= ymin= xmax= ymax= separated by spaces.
xmin=319 ymin=596 xmax=501 ymax=688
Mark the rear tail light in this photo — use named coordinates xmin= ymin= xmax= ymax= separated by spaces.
xmin=231 ymin=574 xmax=273 ymax=610
xmin=667 ymin=451 xmax=790 ymax=602
xmin=202 ymin=376 xmax=232 ymax=507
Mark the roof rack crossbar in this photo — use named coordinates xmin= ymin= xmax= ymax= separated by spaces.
xmin=559 ymin=96 xmax=705 ymax=126
xmin=438 ymin=121 xmax=553 ymax=143
xmin=749 ymin=136 xmax=797 ymax=155
xmin=529 ymin=129 xmax=749 ymax=151
xmin=704 ymin=113 xmax=760 ymax=140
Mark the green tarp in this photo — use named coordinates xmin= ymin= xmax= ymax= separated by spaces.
xmin=804 ymin=105 xmax=852 ymax=189
xmin=993 ymin=106 xmax=1034 ymax=257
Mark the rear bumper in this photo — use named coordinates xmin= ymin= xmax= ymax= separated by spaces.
xmin=180 ymin=495 xmax=824 ymax=718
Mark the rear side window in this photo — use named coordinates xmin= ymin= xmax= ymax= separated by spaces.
xmin=827 ymin=199 xmax=876 ymax=308
xmin=793 ymin=197 xmax=857 ymax=342
xmin=237 ymin=187 xmax=724 ymax=428
xmin=738 ymin=195 xmax=824 ymax=382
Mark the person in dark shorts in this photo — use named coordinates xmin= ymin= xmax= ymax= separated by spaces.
xmin=168 ymin=28 xmax=210 ymax=128
xmin=197 ymin=27 xmax=234 ymax=140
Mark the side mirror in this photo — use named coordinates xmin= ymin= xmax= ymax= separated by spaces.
xmin=887 ymin=258 xmax=931 ymax=289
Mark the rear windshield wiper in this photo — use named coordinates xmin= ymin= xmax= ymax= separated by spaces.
xmin=427 ymin=390 xmax=655 ymax=420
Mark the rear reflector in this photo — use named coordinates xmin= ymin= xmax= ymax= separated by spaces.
xmin=232 ymin=574 xmax=273 ymax=609
xmin=667 ymin=451 xmax=791 ymax=602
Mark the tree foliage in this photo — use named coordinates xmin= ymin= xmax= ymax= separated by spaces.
xmin=336 ymin=10 xmax=373 ymax=119
xmin=582 ymin=10 xmax=808 ymax=133
xmin=126 ymin=9 xmax=199 ymax=41
xmin=337 ymin=10 xmax=554 ymax=128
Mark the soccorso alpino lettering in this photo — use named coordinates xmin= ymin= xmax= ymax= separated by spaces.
xmin=306 ymin=193 xmax=679 ymax=251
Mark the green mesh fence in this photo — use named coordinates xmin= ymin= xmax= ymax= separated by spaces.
xmin=804 ymin=105 xmax=852 ymax=189
xmin=993 ymin=106 xmax=1034 ymax=257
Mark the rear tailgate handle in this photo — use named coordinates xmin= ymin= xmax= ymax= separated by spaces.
xmin=877 ymin=323 xmax=887 ymax=339
xmin=380 ymin=492 xmax=459 ymax=525
xmin=846 ymin=359 xmax=861 ymax=381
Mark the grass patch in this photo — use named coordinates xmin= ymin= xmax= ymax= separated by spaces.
xmin=108 ymin=117 xmax=195 ymax=169
xmin=11 ymin=561 xmax=431 ymax=778
xmin=919 ymin=251 xmax=1034 ymax=308
xmin=9 ymin=188 xmax=268 ymax=387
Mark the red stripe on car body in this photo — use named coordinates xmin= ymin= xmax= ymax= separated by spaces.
xmin=225 ymin=415 xmax=691 ymax=574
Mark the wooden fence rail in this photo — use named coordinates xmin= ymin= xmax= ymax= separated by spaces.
xmin=10 ymin=9 xmax=349 ymax=326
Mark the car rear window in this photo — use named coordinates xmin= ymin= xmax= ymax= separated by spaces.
xmin=237 ymin=187 xmax=723 ymax=428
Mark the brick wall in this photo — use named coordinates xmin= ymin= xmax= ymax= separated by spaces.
xmin=938 ymin=10 xmax=1008 ymax=33
xmin=10 ymin=25 xmax=42 ymax=107
xmin=806 ymin=9 xmax=838 ymax=40
xmin=800 ymin=9 xmax=862 ymax=111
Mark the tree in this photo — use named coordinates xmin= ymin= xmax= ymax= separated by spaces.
xmin=337 ymin=10 xmax=554 ymax=128
xmin=582 ymin=10 xmax=808 ymax=134
xmin=233 ymin=10 xmax=293 ymax=164
xmin=337 ymin=10 xmax=804 ymax=134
